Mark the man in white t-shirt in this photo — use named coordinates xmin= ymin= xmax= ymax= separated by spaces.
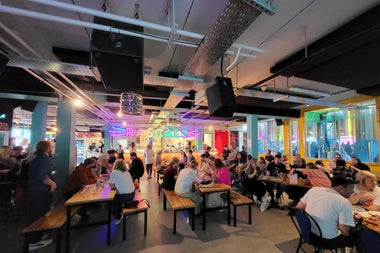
xmin=297 ymin=176 xmax=358 ymax=248
xmin=175 ymin=160 xmax=201 ymax=215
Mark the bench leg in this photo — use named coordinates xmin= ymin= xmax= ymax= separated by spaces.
xmin=227 ymin=190 xmax=231 ymax=226
xmin=173 ymin=210 xmax=177 ymax=234
xmin=191 ymin=208 xmax=195 ymax=231
xmin=123 ymin=214 xmax=126 ymax=240
xmin=107 ymin=201 xmax=112 ymax=245
xmin=65 ymin=206 xmax=71 ymax=253
xmin=144 ymin=210 xmax=147 ymax=235
xmin=24 ymin=233 xmax=29 ymax=253
xmin=56 ymin=229 xmax=61 ymax=253
xmin=248 ymin=204 xmax=252 ymax=224
xmin=234 ymin=205 xmax=237 ymax=227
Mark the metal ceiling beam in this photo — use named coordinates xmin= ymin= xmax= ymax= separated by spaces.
xmin=234 ymin=89 xmax=346 ymax=108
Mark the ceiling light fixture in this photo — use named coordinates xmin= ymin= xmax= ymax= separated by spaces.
xmin=289 ymin=86 xmax=331 ymax=97
xmin=120 ymin=92 xmax=143 ymax=115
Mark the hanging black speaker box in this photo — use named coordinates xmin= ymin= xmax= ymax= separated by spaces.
xmin=90 ymin=17 xmax=144 ymax=92
xmin=206 ymin=76 xmax=237 ymax=117
xmin=0 ymin=51 xmax=9 ymax=76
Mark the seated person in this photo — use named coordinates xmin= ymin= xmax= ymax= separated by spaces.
xmin=287 ymin=162 xmax=331 ymax=204
xmin=290 ymin=162 xmax=331 ymax=188
xmin=290 ymin=155 xmax=306 ymax=170
xmin=332 ymin=159 xmax=355 ymax=180
xmin=65 ymin=158 xmax=97 ymax=199
xmin=161 ymin=157 xmax=179 ymax=191
xmin=65 ymin=158 xmax=97 ymax=217
xmin=109 ymin=159 xmax=135 ymax=225
xmin=348 ymin=170 xmax=380 ymax=211
xmin=315 ymin=160 xmax=332 ymax=179
xmin=175 ymin=160 xmax=201 ymax=215
xmin=244 ymin=158 xmax=267 ymax=205
xmin=349 ymin=157 xmax=370 ymax=172
xmin=328 ymin=153 xmax=342 ymax=170
xmin=206 ymin=158 xmax=230 ymax=208
xmin=197 ymin=153 xmax=213 ymax=180
xmin=296 ymin=176 xmax=357 ymax=249
xmin=266 ymin=154 xmax=287 ymax=206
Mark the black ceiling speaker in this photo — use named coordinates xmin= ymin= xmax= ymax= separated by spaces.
xmin=206 ymin=76 xmax=237 ymax=117
xmin=21 ymin=100 xmax=37 ymax=112
xmin=275 ymin=119 xmax=284 ymax=126
xmin=90 ymin=17 xmax=144 ymax=92
xmin=0 ymin=50 xmax=9 ymax=76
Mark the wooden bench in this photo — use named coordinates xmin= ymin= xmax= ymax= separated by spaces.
xmin=230 ymin=190 xmax=253 ymax=227
xmin=162 ymin=189 xmax=195 ymax=234
xmin=121 ymin=197 xmax=149 ymax=241
xmin=23 ymin=203 xmax=79 ymax=253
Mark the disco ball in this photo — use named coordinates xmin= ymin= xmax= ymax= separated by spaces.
xmin=120 ymin=92 xmax=143 ymax=115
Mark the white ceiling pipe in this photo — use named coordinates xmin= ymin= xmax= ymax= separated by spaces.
xmin=44 ymin=71 xmax=113 ymax=120
xmin=0 ymin=5 xmax=114 ymax=121
xmin=29 ymin=0 xmax=204 ymax=40
xmin=0 ymin=4 xmax=199 ymax=48
xmin=41 ymin=71 xmax=108 ymax=117
xmin=58 ymin=73 xmax=114 ymax=119
xmin=26 ymin=1 xmax=260 ymax=57
xmin=0 ymin=21 xmax=42 ymax=58
xmin=226 ymin=47 xmax=241 ymax=72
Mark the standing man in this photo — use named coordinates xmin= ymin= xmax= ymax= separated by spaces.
xmin=143 ymin=144 xmax=155 ymax=180
xmin=222 ymin=144 xmax=231 ymax=161
xmin=296 ymin=176 xmax=358 ymax=248
xmin=129 ymin=152 xmax=144 ymax=187
xmin=27 ymin=141 xmax=56 ymax=251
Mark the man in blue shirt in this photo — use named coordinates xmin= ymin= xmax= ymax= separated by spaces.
xmin=27 ymin=141 xmax=56 ymax=251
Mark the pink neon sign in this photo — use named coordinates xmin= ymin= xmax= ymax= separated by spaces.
xmin=109 ymin=127 xmax=200 ymax=139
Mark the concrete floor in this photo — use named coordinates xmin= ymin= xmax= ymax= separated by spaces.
xmin=0 ymin=176 xmax=307 ymax=253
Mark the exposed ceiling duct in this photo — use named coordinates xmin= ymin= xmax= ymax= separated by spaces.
xmin=184 ymin=0 xmax=274 ymax=77
xmin=270 ymin=3 xmax=380 ymax=96
xmin=162 ymin=0 xmax=276 ymax=115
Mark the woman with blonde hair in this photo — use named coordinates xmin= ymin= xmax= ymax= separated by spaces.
xmin=109 ymin=159 xmax=135 ymax=225
xmin=349 ymin=170 xmax=380 ymax=211
xmin=0 ymin=145 xmax=17 ymax=211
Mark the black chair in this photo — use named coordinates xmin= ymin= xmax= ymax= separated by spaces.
xmin=290 ymin=209 xmax=346 ymax=253
xmin=355 ymin=225 xmax=380 ymax=253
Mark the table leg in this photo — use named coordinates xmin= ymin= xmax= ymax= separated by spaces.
xmin=227 ymin=190 xmax=231 ymax=226
xmin=65 ymin=206 xmax=71 ymax=253
xmin=107 ymin=201 xmax=111 ymax=245
xmin=202 ymin=192 xmax=206 ymax=230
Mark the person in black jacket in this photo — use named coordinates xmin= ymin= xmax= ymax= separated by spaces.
xmin=128 ymin=152 xmax=144 ymax=183
xmin=350 ymin=157 xmax=370 ymax=172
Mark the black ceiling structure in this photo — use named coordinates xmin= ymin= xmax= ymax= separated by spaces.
xmin=270 ymin=3 xmax=380 ymax=96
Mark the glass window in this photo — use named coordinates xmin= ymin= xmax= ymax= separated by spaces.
xmin=258 ymin=120 xmax=284 ymax=154
xmin=289 ymin=120 xmax=299 ymax=156
xmin=305 ymin=100 xmax=377 ymax=162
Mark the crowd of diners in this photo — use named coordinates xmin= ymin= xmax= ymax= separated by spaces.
xmin=1 ymin=140 xmax=379 ymax=251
